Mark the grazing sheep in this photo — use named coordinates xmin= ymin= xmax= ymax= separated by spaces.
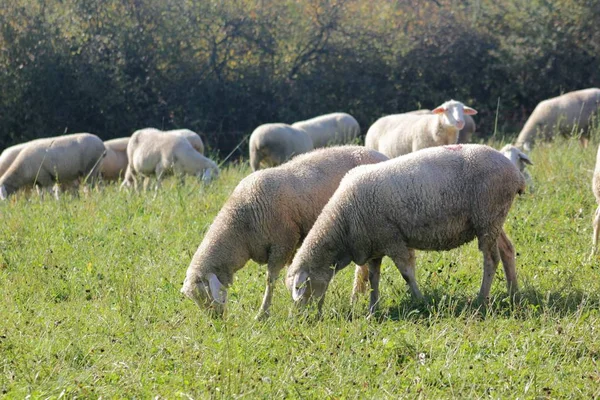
xmin=166 ymin=129 xmax=205 ymax=154
xmin=365 ymin=100 xmax=477 ymax=158
xmin=286 ymin=144 xmax=525 ymax=315
xmin=515 ymin=88 xmax=600 ymax=151
xmin=180 ymin=146 xmax=389 ymax=318
xmin=121 ymin=128 xmax=219 ymax=191
xmin=0 ymin=133 xmax=106 ymax=200
xmin=0 ymin=142 xmax=31 ymax=178
xmin=248 ymin=123 xmax=313 ymax=171
xmin=291 ymin=112 xmax=360 ymax=148
xmin=100 ymin=138 xmax=130 ymax=181
xmin=407 ymin=109 xmax=476 ymax=143
xmin=591 ymin=144 xmax=600 ymax=257
xmin=500 ymin=144 xmax=533 ymax=188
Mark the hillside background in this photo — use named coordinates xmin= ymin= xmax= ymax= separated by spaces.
xmin=1 ymin=0 xmax=599 ymax=155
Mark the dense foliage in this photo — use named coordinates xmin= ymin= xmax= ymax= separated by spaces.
xmin=1 ymin=0 xmax=600 ymax=154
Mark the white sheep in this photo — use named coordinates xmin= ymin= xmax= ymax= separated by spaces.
xmin=500 ymin=144 xmax=533 ymax=188
xmin=180 ymin=146 xmax=388 ymax=318
xmin=408 ymin=109 xmax=476 ymax=143
xmin=0 ymin=133 xmax=106 ymax=200
xmin=286 ymin=144 xmax=525 ymax=315
xmin=166 ymin=129 xmax=205 ymax=154
xmin=248 ymin=123 xmax=313 ymax=171
xmin=365 ymin=100 xmax=478 ymax=158
xmin=291 ymin=112 xmax=360 ymax=148
xmin=591 ymin=144 xmax=600 ymax=257
xmin=100 ymin=137 xmax=130 ymax=182
xmin=0 ymin=142 xmax=30 ymax=179
xmin=121 ymin=128 xmax=219 ymax=191
xmin=515 ymin=88 xmax=600 ymax=151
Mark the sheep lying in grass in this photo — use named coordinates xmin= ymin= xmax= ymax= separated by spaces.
xmin=291 ymin=112 xmax=360 ymax=148
xmin=249 ymin=123 xmax=313 ymax=171
xmin=181 ymin=146 xmax=388 ymax=318
xmin=0 ymin=133 xmax=106 ymax=200
xmin=591 ymin=144 xmax=600 ymax=257
xmin=100 ymin=138 xmax=130 ymax=181
xmin=408 ymin=109 xmax=476 ymax=144
xmin=286 ymin=144 xmax=525 ymax=315
xmin=365 ymin=100 xmax=477 ymax=158
xmin=500 ymin=144 xmax=533 ymax=188
xmin=121 ymin=128 xmax=218 ymax=191
xmin=515 ymin=88 xmax=600 ymax=151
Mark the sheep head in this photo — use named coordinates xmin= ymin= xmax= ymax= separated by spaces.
xmin=432 ymin=100 xmax=477 ymax=131
xmin=285 ymin=266 xmax=330 ymax=308
xmin=500 ymin=144 xmax=533 ymax=173
xmin=181 ymin=272 xmax=227 ymax=316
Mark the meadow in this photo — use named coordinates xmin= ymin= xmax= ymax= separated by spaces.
xmin=1 ymin=138 xmax=600 ymax=398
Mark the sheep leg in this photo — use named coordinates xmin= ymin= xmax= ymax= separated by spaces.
xmin=367 ymin=258 xmax=382 ymax=315
xmin=477 ymin=238 xmax=501 ymax=303
xmin=497 ymin=230 xmax=519 ymax=296
xmin=392 ymin=248 xmax=423 ymax=300
xmin=591 ymin=206 xmax=600 ymax=258
xmin=256 ymin=255 xmax=288 ymax=320
xmin=350 ymin=264 xmax=369 ymax=303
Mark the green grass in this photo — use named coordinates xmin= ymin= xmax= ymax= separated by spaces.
xmin=2 ymin=140 xmax=600 ymax=398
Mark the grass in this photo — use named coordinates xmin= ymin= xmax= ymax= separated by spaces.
xmin=2 ymin=139 xmax=600 ymax=398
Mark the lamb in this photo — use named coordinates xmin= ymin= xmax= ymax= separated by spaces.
xmin=121 ymin=128 xmax=219 ymax=191
xmin=499 ymin=144 xmax=533 ymax=188
xmin=286 ymin=144 xmax=525 ymax=315
xmin=180 ymin=146 xmax=389 ymax=318
xmin=515 ymin=88 xmax=600 ymax=151
xmin=408 ymin=109 xmax=476 ymax=143
xmin=0 ymin=133 xmax=106 ymax=200
xmin=591 ymin=144 xmax=600 ymax=257
xmin=248 ymin=123 xmax=313 ymax=171
xmin=100 ymin=137 xmax=130 ymax=181
xmin=291 ymin=112 xmax=360 ymax=148
xmin=365 ymin=100 xmax=477 ymax=158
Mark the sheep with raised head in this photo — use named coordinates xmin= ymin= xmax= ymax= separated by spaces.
xmin=591 ymin=144 xmax=600 ymax=257
xmin=407 ymin=109 xmax=476 ymax=144
xmin=180 ymin=146 xmax=388 ymax=318
xmin=100 ymin=137 xmax=130 ymax=182
xmin=121 ymin=128 xmax=218 ymax=191
xmin=515 ymin=88 xmax=600 ymax=151
xmin=291 ymin=112 xmax=360 ymax=148
xmin=248 ymin=123 xmax=313 ymax=171
xmin=286 ymin=144 xmax=525 ymax=315
xmin=0 ymin=133 xmax=106 ymax=200
xmin=365 ymin=100 xmax=477 ymax=158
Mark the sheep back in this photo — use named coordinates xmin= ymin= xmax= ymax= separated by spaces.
xmin=101 ymin=138 xmax=130 ymax=181
xmin=248 ymin=123 xmax=313 ymax=171
xmin=291 ymin=112 xmax=360 ymax=148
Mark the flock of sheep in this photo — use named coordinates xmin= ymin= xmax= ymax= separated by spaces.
xmin=2 ymin=87 xmax=600 ymax=318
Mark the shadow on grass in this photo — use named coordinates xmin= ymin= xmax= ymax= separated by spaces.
xmin=347 ymin=286 xmax=600 ymax=323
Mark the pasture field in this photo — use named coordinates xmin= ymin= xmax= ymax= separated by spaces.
xmin=2 ymin=140 xmax=600 ymax=398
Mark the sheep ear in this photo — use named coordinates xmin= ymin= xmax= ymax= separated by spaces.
xmin=519 ymin=152 xmax=533 ymax=165
xmin=0 ymin=185 xmax=6 ymax=200
xmin=431 ymin=106 xmax=446 ymax=114
xmin=207 ymin=273 xmax=227 ymax=304
xmin=463 ymin=106 xmax=478 ymax=115
xmin=292 ymin=271 xmax=309 ymax=301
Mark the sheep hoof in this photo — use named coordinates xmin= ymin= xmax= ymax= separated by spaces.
xmin=255 ymin=310 xmax=270 ymax=321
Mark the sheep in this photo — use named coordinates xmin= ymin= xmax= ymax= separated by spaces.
xmin=180 ymin=146 xmax=389 ymax=318
xmin=121 ymin=128 xmax=219 ymax=191
xmin=248 ymin=123 xmax=313 ymax=171
xmin=0 ymin=143 xmax=29 ymax=179
xmin=166 ymin=129 xmax=204 ymax=154
xmin=100 ymin=137 xmax=130 ymax=182
xmin=407 ymin=109 xmax=476 ymax=144
xmin=0 ymin=133 xmax=106 ymax=200
xmin=500 ymin=144 xmax=533 ymax=188
xmin=591 ymin=144 xmax=600 ymax=257
xmin=285 ymin=144 xmax=525 ymax=315
xmin=515 ymin=88 xmax=600 ymax=151
xmin=365 ymin=100 xmax=477 ymax=158
xmin=291 ymin=112 xmax=360 ymax=148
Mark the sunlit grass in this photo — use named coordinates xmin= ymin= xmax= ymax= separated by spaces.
xmin=1 ymin=139 xmax=600 ymax=398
